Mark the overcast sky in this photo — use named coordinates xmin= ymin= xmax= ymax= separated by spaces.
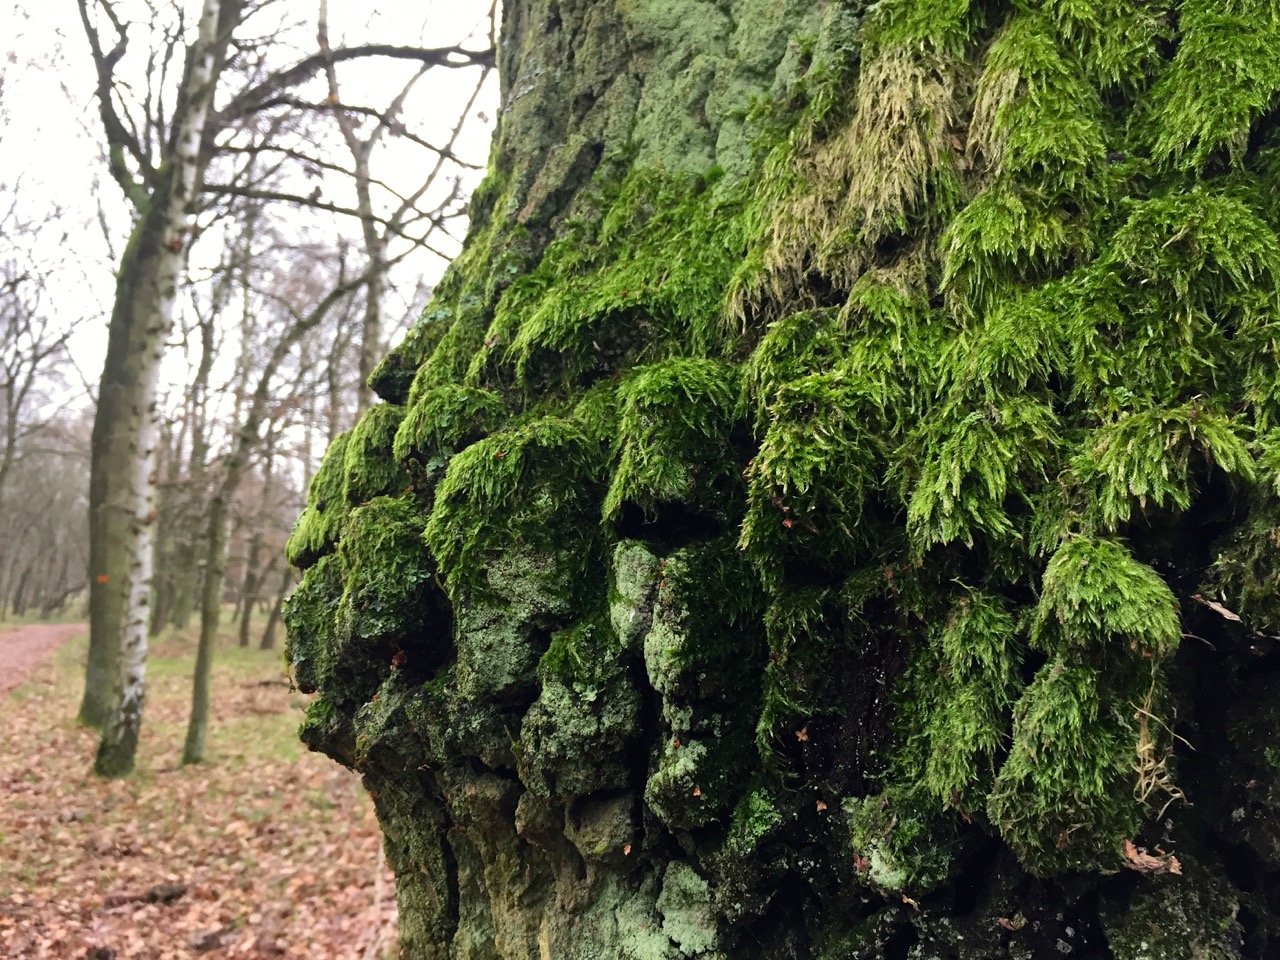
xmin=0 ymin=0 xmax=500 ymax=408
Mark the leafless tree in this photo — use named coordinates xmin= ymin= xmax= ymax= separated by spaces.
xmin=74 ymin=0 xmax=493 ymax=776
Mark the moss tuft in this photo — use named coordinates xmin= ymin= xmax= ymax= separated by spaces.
xmin=987 ymin=656 xmax=1148 ymax=875
xmin=392 ymin=383 xmax=506 ymax=473
xmin=344 ymin=405 xmax=409 ymax=504
xmin=286 ymin=432 xmax=352 ymax=569
xmin=1034 ymin=536 xmax=1181 ymax=658
xmin=604 ymin=358 xmax=743 ymax=522
xmin=424 ymin=416 xmax=604 ymax=600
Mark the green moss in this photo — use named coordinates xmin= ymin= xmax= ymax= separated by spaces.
xmin=1040 ymin=0 xmax=1167 ymax=90
xmin=1148 ymin=0 xmax=1280 ymax=170
xmin=845 ymin=783 xmax=957 ymax=896
xmin=905 ymin=395 xmax=1062 ymax=554
xmin=643 ymin=541 xmax=765 ymax=830
xmin=282 ymin=554 xmax=342 ymax=693
xmin=987 ymin=656 xmax=1147 ymax=875
xmin=609 ymin=540 xmax=661 ymax=650
xmin=335 ymin=495 xmax=439 ymax=652
xmin=1034 ymin=536 xmax=1180 ymax=658
xmin=392 ymin=383 xmax=506 ymax=472
xmin=1071 ymin=404 xmax=1255 ymax=529
xmin=740 ymin=370 xmax=884 ymax=579
xmin=520 ymin=616 xmax=641 ymax=796
xmin=485 ymin=167 xmax=756 ymax=388
xmin=297 ymin=692 xmax=355 ymax=767
xmin=942 ymin=184 xmax=1095 ymax=318
xmin=919 ymin=590 xmax=1023 ymax=810
xmin=863 ymin=0 xmax=979 ymax=55
xmin=344 ymin=404 xmax=409 ymax=504
xmin=724 ymin=788 xmax=784 ymax=857
xmin=604 ymin=358 xmax=742 ymax=522
xmin=424 ymin=416 xmax=604 ymax=600
xmin=285 ymin=432 xmax=351 ymax=569
xmin=1205 ymin=497 xmax=1280 ymax=631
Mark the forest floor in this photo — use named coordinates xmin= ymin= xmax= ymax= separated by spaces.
xmin=0 ymin=620 xmax=397 ymax=960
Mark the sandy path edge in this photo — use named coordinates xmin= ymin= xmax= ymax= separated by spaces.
xmin=0 ymin=622 xmax=87 ymax=696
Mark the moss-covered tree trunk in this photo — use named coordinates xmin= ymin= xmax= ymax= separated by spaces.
xmin=286 ymin=1 xmax=1280 ymax=957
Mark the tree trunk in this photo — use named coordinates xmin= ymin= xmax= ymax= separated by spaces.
xmin=285 ymin=2 xmax=1280 ymax=958
xmin=180 ymin=488 xmax=226 ymax=766
xmin=259 ymin=562 xmax=291 ymax=651
xmin=82 ymin=209 xmax=165 ymax=730
xmin=92 ymin=0 xmax=231 ymax=776
xmin=237 ymin=527 xmax=263 ymax=646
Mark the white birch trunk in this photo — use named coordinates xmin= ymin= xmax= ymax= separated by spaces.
xmin=96 ymin=0 xmax=225 ymax=776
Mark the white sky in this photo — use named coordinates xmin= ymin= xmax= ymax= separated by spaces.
xmin=0 ymin=0 xmax=499 ymax=425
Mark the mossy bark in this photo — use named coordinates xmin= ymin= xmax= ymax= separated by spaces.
xmin=288 ymin=1 xmax=1280 ymax=957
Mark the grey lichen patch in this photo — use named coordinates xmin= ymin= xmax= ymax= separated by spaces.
xmin=454 ymin=602 xmax=545 ymax=704
xmin=565 ymin=794 xmax=638 ymax=865
xmin=610 ymin=540 xmax=661 ymax=651
xmin=521 ymin=616 xmax=641 ymax=796
xmin=656 ymin=862 xmax=721 ymax=958
xmin=845 ymin=784 xmax=956 ymax=897
xmin=641 ymin=542 xmax=764 ymax=830
xmin=454 ymin=549 xmax=585 ymax=704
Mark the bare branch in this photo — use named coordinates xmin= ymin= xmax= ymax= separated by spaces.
xmin=218 ymin=42 xmax=494 ymax=124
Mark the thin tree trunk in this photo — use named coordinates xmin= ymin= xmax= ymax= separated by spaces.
xmin=181 ymin=490 xmax=226 ymax=765
xmin=260 ymin=562 xmax=292 ymax=651
xmin=237 ymin=528 xmax=263 ymax=647
xmin=181 ymin=260 xmax=377 ymax=764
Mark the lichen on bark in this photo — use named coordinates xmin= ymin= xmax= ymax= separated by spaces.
xmin=286 ymin=0 xmax=1280 ymax=956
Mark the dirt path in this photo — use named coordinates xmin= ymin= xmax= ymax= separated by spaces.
xmin=0 ymin=622 xmax=86 ymax=696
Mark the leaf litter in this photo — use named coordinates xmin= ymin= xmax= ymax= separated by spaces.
xmin=0 ymin=629 xmax=397 ymax=959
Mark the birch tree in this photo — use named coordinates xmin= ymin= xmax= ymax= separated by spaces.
xmin=79 ymin=0 xmax=240 ymax=775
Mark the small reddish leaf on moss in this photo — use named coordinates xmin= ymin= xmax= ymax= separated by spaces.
xmin=672 ymin=738 xmax=681 ymax=749
xmin=782 ymin=518 xmax=795 ymax=529
xmin=692 ymin=785 xmax=701 ymax=798
xmin=391 ymin=650 xmax=408 ymax=669
xmin=854 ymin=854 xmax=869 ymax=873
xmin=96 ymin=575 xmax=110 ymax=584
xmin=494 ymin=450 xmax=506 ymax=459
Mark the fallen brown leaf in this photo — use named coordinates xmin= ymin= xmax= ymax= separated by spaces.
xmin=1122 ymin=839 xmax=1183 ymax=875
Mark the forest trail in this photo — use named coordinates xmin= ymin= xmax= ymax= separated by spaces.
xmin=0 ymin=622 xmax=86 ymax=696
